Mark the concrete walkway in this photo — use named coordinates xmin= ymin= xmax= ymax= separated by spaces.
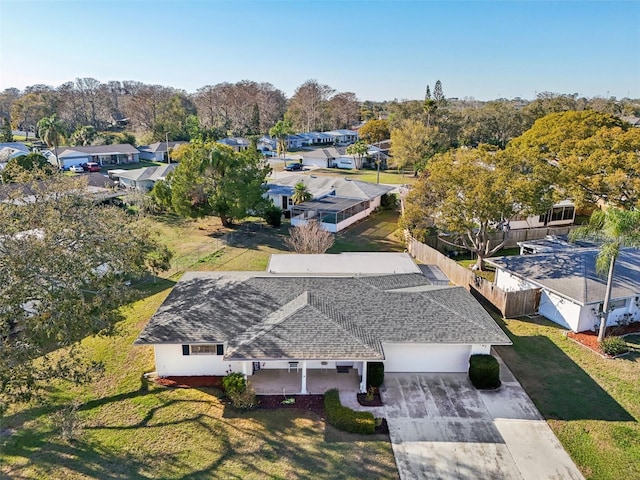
xmin=382 ymin=365 xmax=584 ymax=479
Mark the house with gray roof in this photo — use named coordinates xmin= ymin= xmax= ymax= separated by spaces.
xmin=301 ymin=146 xmax=355 ymax=169
xmin=137 ymin=141 xmax=188 ymax=162
xmin=109 ymin=163 xmax=176 ymax=190
xmin=265 ymin=174 xmax=393 ymax=232
xmin=488 ymin=248 xmax=640 ymax=332
xmin=217 ymin=137 xmax=251 ymax=152
xmin=48 ymin=144 xmax=140 ymax=170
xmin=135 ymin=268 xmax=510 ymax=394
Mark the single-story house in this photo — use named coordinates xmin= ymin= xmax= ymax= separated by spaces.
xmin=518 ymin=235 xmax=598 ymax=255
xmin=137 ymin=141 xmax=188 ymax=162
xmin=48 ymin=144 xmax=140 ymax=170
xmin=0 ymin=143 xmax=30 ymax=169
xmin=135 ymin=269 xmax=511 ymax=394
xmin=301 ymin=146 xmax=355 ymax=169
xmin=501 ymin=201 xmax=576 ymax=231
xmin=265 ymin=174 xmax=393 ymax=232
xmin=217 ymin=137 xmax=251 ymax=152
xmin=298 ymin=132 xmax=334 ymax=146
xmin=286 ymin=134 xmax=306 ymax=150
xmin=488 ymin=248 xmax=640 ymax=332
xmin=324 ymin=129 xmax=359 ymax=145
xmin=109 ymin=164 xmax=176 ymax=191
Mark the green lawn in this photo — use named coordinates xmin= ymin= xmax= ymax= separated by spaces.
xmin=0 ymin=211 xmax=404 ymax=478
xmin=494 ymin=314 xmax=640 ymax=480
xmin=311 ymin=168 xmax=417 ymax=185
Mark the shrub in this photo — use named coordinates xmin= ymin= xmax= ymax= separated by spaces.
xmin=600 ymin=336 xmax=628 ymax=356
xmin=324 ymin=389 xmax=375 ymax=434
xmin=380 ymin=193 xmax=398 ymax=210
xmin=367 ymin=362 xmax=385 ymax=388
xmin=222 ymin=372 xmax=246 ymax=396
xmin=227 ymin=383 xmax=258 ymax=410
xmin=263 ymin=205 xmax=283 ymax=227
xmin=468 ymin=354 xmax=501 ymax=390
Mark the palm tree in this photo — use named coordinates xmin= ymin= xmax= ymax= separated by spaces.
xmin=37 ymin=114 xmax=65 ymax=170
xmin=269 ymin=120 xmax=293 ymax=166
xmin=346 ymin=140 xmax=369 ymax=170
xmin=292 ymin=182 xmax=312 ymax=205
xmin=570 ymin=208 xmax=640 ymax=341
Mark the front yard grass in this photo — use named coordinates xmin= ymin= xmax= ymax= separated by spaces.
xmin=494 ymin=314 xmax=640 ymax=480
xmin=1 ymin=210 xmax=405 ymax=478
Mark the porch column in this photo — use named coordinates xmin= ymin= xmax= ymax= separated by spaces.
xmin=241 ymin=361 xmax=247 ymax=376
xmin=300 ymin=361 xmax=308 ymax=394
xmin=360 ymin=361 xmax=367 ymax=393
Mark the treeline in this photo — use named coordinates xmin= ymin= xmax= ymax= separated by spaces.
xmin=1 ymin=77 xmax=638 ymax=147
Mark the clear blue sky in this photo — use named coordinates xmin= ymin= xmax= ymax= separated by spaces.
xmin=1 ymin=0 xmax=638 ymax=101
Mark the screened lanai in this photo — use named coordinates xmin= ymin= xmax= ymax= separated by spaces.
xmin=290 ymin=196 xmax=372 ymax=232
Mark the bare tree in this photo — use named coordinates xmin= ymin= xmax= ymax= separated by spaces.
xmin=287 ymin=79 xmax=335 ymax=132
xmin=285 ymin=220 xmax=335 ymax=254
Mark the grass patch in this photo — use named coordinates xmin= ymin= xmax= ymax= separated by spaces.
xmin=494 ymin=314 xmax=640 ymax=479
xmin=311 ymin=168 xmax=416 ymax=185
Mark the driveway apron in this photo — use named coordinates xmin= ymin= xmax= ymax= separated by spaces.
xmin=382 ymin=369 xmax=584 ymax=480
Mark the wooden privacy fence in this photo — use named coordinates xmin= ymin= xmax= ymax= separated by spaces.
xmin=406 ymin=234 xmax=540 ymax=318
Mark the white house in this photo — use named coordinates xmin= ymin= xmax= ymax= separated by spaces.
xmin=109 ymin=163 xmax=176 ymax=191
xmin=323 ymin=129 xmax=359 ymax=145
xmin=48 ymin=144 xmax=140 ymax=170
xmin=265 ymin=174 xmax=393 ymax=232
xmin=137 ymin=141 xmax=188 ymax=162
xmin=217 ymin=137 xmax=251 ymax=152
xmin=301 ymin=146 xmax=356 ymax=169
xmin=488 ymin=248 xmax=640 ymax=332
xmin=0 ymin=142 xmax=30 ymax=169
xmin=502 ymin=201 xmax=576 ymax=230
xmin=135 ymin=267 xmax=511 ymax=394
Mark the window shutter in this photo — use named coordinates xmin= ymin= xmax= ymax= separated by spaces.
xmin=182 ymin=345 xmax=190 ymax=356
xmin=216 ymin=344 xmax=224 ymax=356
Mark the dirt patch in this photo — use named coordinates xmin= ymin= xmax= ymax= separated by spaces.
xmin=258 ymin=394 xmax=325 ymax=417
xmin=566 ymin=322 xmax=640 ymax=356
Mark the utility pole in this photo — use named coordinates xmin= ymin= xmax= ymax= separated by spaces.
xmin=165 ymin=132 xmax=171 ymax=164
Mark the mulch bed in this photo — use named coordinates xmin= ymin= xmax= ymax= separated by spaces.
xmin=154 ymin=375 xmax=224 ymax=389
xmin=566 ymin=322 xmax=640 ymax=357
xmin=357 ymin=391 xmax=384 ymax=407
xmin=257 ymin=394 xmax=326 ymax=417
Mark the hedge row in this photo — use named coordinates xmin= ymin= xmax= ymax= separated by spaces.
xmin=324 ymin=389 xmax=376 ymax=434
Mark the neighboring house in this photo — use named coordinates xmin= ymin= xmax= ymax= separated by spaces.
xmin=110 ymin=164 xmax=176 ymax=191
xmin=135 ymin=268 xmax=511 ymax=393
xmin=258 ymin=135 xmax=277 ymax=154
xmin=0 ymin=144 xmax=30 ymax=169
xmin=137 ymin=141 xmax=187 ymax=162
xmin=518 ymin=235 xmax=598 ymax=255
xmin=217 ymin=137 xmax=251 ymax=152
xmin=286 ymin=134 xmax=306 ymax=150
xmin=500 ymin=200 xmax=576 ymax=230
xmin=621 ymin=116 xmax=640 ymax=128
xmin=48 ymin=144 xmax=140 ymax=170
xmin=323 ymin=129 xmax=359 ymax=145
xmin=301 ymin=146 xmax=355 ymax=169
xmin=298 ymin=132 xmax=334 ymax=146
xmin=488 ymin=248 xmax=640 ymax=332
xmin=265 ymin=174 xmax=393 ymax=232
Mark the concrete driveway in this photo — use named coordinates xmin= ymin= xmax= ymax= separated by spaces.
xmin=383 ymin=366 xmax=584 ymax=479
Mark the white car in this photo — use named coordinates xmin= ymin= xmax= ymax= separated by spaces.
xmin=69 ymin=165 xmax=84 ymax=173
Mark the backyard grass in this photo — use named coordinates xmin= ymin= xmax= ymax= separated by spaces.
xmin=311 ymin=168 xmax=416 ymax=185
xmin=0 ymin=210 xmax=405 ymax=478
xmin=493 ymin=314 xmax=640 ymax=480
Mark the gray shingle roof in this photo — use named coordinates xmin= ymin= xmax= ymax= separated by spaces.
xmin=57 ymin=144 xmax=140 ymax=157
xmin=135 ymin=271 xmax=511 ymax=360
xmin=267 ymin=175 xmax=393 ymax=200
xmin=488 ymin=248 xmax=640 ymax=305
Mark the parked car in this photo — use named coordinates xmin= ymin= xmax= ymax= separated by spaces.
xmin=69 ymin=165 xmax=84 ymax=173
xmin=284 ymin=162 xmax=303 ymax=171
xmin=84 ymin=162 xmax=101 ymax=172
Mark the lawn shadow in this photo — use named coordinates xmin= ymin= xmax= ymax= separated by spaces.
xmin=494 ymin=325 xmax=635 ymax=422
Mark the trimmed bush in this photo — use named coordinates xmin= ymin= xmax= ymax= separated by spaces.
xmin=380 ymin=193 xmax=398 ymax=210
xmin=324 ymin=389 xmax=375 ymax=434
xmin=222 ymin=372 xmax=246 ymax=395
xmin=468 ymin=354 xmax=501 ymax=390
xmin=600 ymin=336 xmax=628 ymax=356
xmin=263 ymin=205 xmax=283 ymax=227
xmin=367 ymin=362 xmax=385 ymax=388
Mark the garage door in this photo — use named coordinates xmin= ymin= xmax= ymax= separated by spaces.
xmin=382 ymin=343 xmax=472 ymax=373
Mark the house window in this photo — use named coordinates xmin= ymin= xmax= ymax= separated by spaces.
xmin=183 ymin=344 xmax=224 ymax=355
xmin=562 ymin=206 xmax=575 ymax=221
xmin=610 ymin=299 xmax=628 ymax=310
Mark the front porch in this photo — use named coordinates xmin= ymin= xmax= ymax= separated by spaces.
xmin=249 ymin=368 xmax=360 ymax=395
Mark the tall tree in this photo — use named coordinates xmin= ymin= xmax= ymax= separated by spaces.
xmin=346 ymin=140 xmax=369 ymax=170
xmin=70 ymin=125 xmax=97 ymax=146
xmin=433 ymin=80 xmax=445 ymax=105
xmin=1 ymin=117 xmax=13 ymax=142
xmin=166 ymin=141 xmax=270 ymax=226
xmin=287 ymin=79 xmax=334 ymax=132
xmin=292 ymin=182 xmax=312 ymax=204
xmin=423 ymin=84 xmax=437 ymax=128
xmin=327 ymin=92 xmax=359 ymax=129
xmin=37 ymin=114 xmax=65 ymax=169
xmin=269 ymin=120 xmax=294 ymax=163
xmin=390 ymin=119 xmax=446 ymax=172
xmin=404 ymin=148 xmax=555 ymax=270
xmin=570 ymin=209 xmax=640 ymax=341
xmin=359 ymin=119 xmax=390 ymax=144
xmin=0 ymin=173 xmax=171 ymax=412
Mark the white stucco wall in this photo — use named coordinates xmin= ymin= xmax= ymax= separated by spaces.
xmin=538 ymin=291 xmax=581 ymax=331
xmin=494 ymin=269 xmax=537 ymax=292
xmin=382 ymin=343 xmax=472 ymax=373
xmin=154 ymin=344 xmax=243 ymax=376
